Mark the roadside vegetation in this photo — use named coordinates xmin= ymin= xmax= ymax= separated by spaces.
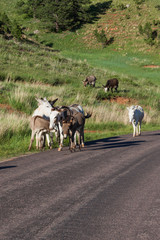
xmin=0 ymin=0 xmax=160 ymax=160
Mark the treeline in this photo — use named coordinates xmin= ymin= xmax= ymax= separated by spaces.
xmin=0 ymin=12 xmax=22 ymax=39
xmin=16 ymin=0 xmax=91 ymax=32
xmin=0 ymin=0 xmax=92 ymax=40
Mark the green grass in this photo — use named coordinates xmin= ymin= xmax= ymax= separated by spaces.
xmin=0 ymin=119 xmax=159 ymax=161
xmin=62 ymin=50 xmax=160 ymax=83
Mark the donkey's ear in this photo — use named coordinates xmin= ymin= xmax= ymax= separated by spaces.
xmin=50 ymin=98 xmax=58 ymax=106
xmin=35 ymin=97 xmax=44 ymax=105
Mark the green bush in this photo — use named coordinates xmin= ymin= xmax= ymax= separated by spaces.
xmin=133 ymin=0 xmax=145 ymax=5
xmin=0 ymin=72 xmax=6 ymax=81
xmin=138 ymin=22 xmax=157 ymax=46
xmin=94 ymin=29 xmax=107 ymax=48
xmin=138 ymin=24 xmax=143 ymax=35
xmin=96 ymin=89 xmax=107 ymax=100
xmin=0 ymin=12 xmax=22 ymax=39
xmin=0 ymin=12 xmax=11 ymax=34
xmin=11 ymin=20 xmax=22 ymax=40
xmin=125 ymin=14 xmax=130 ymax=19
xmin=153 ymin=20 xmax=160 ymax=26
xmin=117 ymin=4 xmax=126 ymax=10
xmin=155 ymin=5 xmax=160 ymax=11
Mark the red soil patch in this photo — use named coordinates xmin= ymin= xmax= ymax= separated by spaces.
xmin=108 ymin=97 xmax=137 ymax=105
xmin=143 ymin=65 xmax=160 ymax=68
xmin=0 ymin=103 xmax=23 ymax=115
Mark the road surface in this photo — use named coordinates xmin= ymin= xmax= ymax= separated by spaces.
xmin=0 ymin=131 xmax=160 ymax=240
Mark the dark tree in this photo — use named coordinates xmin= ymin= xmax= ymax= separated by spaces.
xmin=17 ymin=0 xmax=43 ymax=18
xmin=17 ymin=0 xmax=91 ymax=32
xmin=0 ymin=12 xmax=11 ymax=34
xmin=0 ymin=12 xmax=22 ymax=39
xmin=138 ymin=22 xmax=158 ymax=46
xmin=11 ymin=20 xmax=22 ymax=39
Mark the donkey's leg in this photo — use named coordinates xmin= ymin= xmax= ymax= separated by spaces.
xmin=132 ymin=121 xmax=136 ymax=137
xmin=28 ymin=131 xmax=35 ymax=150
xmin=139 ymin=121 xmax=142 ymax=136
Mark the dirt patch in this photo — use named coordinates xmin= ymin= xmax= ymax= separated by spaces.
xmin=0 ymin=103 xmax=23 ymax=115
xmin=108 ymin=97 xmax=137 ymax=105
xmin=143 ymin=65 xmax=160 ymax=68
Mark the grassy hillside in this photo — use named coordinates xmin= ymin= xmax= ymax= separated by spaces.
xmin=0 ymin=0 xmax=160 ymax=160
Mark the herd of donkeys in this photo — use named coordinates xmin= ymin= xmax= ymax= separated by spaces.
xmin=82 ymin=75 xmax=119 ymax=92
xmin=28 ymin=76 xmax=144 ymax=152
xmin=28 ymin=98 xmax=92 ymax=152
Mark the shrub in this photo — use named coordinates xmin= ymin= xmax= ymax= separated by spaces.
xmin=0 ymin=72 xmax=6 ymax=81
xmin=143 ymin=22 xmax=152 ymax=38
xmin=94 ymin=29 xmax=108 ymax=48
xmin=125 ymin=14 xmax=130 ymax=19
xmin=11 ymin=20 xmax=22 ymax=40
xmin=138 ymin=24 xmax=143 ymax=35
xmin=117 ymin=4 xmax=126 ymax=10
xmin=155 ymin=5 xmax=160 ymax=11
xmin=138 ymin=22 xmax=158 ymax=46
xmin=96 ymin=89 xmax=108 ymax=100
xmin=45 ymin=42 xmax=53 ymax=47
xmin=0 ymin=12 xmax=11 ymax=34
xmin=133 ymin=0 xmax=145 ymax=5
xmin=153 ymin=20 xmax=160 ymax=26
xmin=0 ymin=12 xmax=22 ymax=40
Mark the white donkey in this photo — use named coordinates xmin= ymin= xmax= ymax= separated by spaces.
xmin=32 ymin=97 xmax=59 ymax=149
xmin=127 ymin=105 xmax=144 ymax=137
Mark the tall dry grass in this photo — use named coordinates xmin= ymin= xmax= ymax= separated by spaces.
xmin=3 ymin=81 xmax=159 ymax=126
xmin=84 ymin=104 xmax=157 ymax=125
xmin=0 ymin=111 xmax=30 ymax=139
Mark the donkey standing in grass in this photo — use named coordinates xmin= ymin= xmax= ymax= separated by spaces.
xmin=102 ymin=78 xmax=119 ymax=92
xmin=82 ymin=75 xmax=96 ymax=87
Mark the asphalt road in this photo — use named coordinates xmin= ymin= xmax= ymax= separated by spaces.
xmin=0 ymin=131 xmax=160 ymax=240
